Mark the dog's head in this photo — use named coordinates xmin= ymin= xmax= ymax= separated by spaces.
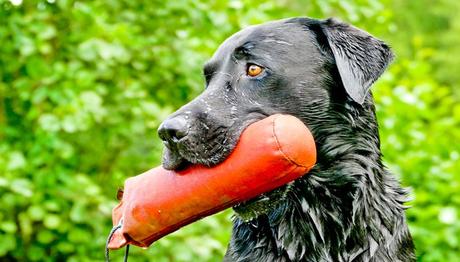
xmin=158 ymin=17 xmax=393 ymax=215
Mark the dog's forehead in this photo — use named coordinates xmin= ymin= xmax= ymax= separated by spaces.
xmin=209 ymin=20 xmax=313 ymax=62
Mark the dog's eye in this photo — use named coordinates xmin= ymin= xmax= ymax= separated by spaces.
xmin=246 ymin=64 xmax=263 ymax=77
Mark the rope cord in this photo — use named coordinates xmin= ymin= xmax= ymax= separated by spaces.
xmin=105 ymin=221 xmax=130 ymax=262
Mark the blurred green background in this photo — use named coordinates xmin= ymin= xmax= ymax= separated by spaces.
xmin=1 ymin=0 xmax=459 ymax=261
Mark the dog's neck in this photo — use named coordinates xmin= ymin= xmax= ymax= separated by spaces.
xmin=226 ymin=101 xmax=415 ymax=261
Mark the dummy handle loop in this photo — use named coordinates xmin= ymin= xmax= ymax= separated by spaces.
xmin=105 ymin=219 xmax=130 ymax=262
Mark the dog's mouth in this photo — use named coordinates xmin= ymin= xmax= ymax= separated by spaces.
xmin=161 ymin=123 xmax=243 ymax=171
xmin=161 ymin=146 xmax=191 ymax=170
xmin=161 ymin=114 xmax=267 ymax=170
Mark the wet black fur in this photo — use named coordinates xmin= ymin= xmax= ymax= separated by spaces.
xmin=158 ymin=17 xmax=415 ymax=261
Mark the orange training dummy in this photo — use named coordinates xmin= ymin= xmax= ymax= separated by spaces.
xmin=107 ymin=114 xmax=316 ymax=250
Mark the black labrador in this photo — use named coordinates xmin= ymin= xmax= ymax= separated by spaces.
xmin=157 ymin=17 xmax=415 ymax=262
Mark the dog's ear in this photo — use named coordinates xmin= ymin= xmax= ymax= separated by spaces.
xmin=313 ymin=18 xmax=394 ymax=104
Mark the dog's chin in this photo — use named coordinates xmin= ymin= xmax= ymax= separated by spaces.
xmin=233 ymin=183 xmax=292 ymax=222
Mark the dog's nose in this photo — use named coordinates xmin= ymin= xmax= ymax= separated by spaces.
xmin=158 ymin=115 xmax=189 ymax=144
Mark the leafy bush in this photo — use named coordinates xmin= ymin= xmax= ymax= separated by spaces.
xmin=0 ymin=0 xmax=458 ymax=261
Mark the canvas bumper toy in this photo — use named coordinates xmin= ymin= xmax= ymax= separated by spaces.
xmin=106 ymin=114 xmax=316 ymax=257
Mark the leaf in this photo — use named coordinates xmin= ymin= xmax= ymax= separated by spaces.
xmin=0 ymin=234 xmax=16 ymax=256
xmin=38 ymin=114 xmax=61 ymax=132
xmin=44 ymin=215 xmax=61 ymax=229
xmin=7 ymin=151 xmax=26 ymax=170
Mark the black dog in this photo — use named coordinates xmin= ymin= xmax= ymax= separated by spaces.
xmin=158 ymin=17 xmax=415 ymax=261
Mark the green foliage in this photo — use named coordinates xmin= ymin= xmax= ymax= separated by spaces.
xmin=375 ymin=50 xmax=460 ymax=261
xmin=0 ymin=0 xmax=458 ymax=261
